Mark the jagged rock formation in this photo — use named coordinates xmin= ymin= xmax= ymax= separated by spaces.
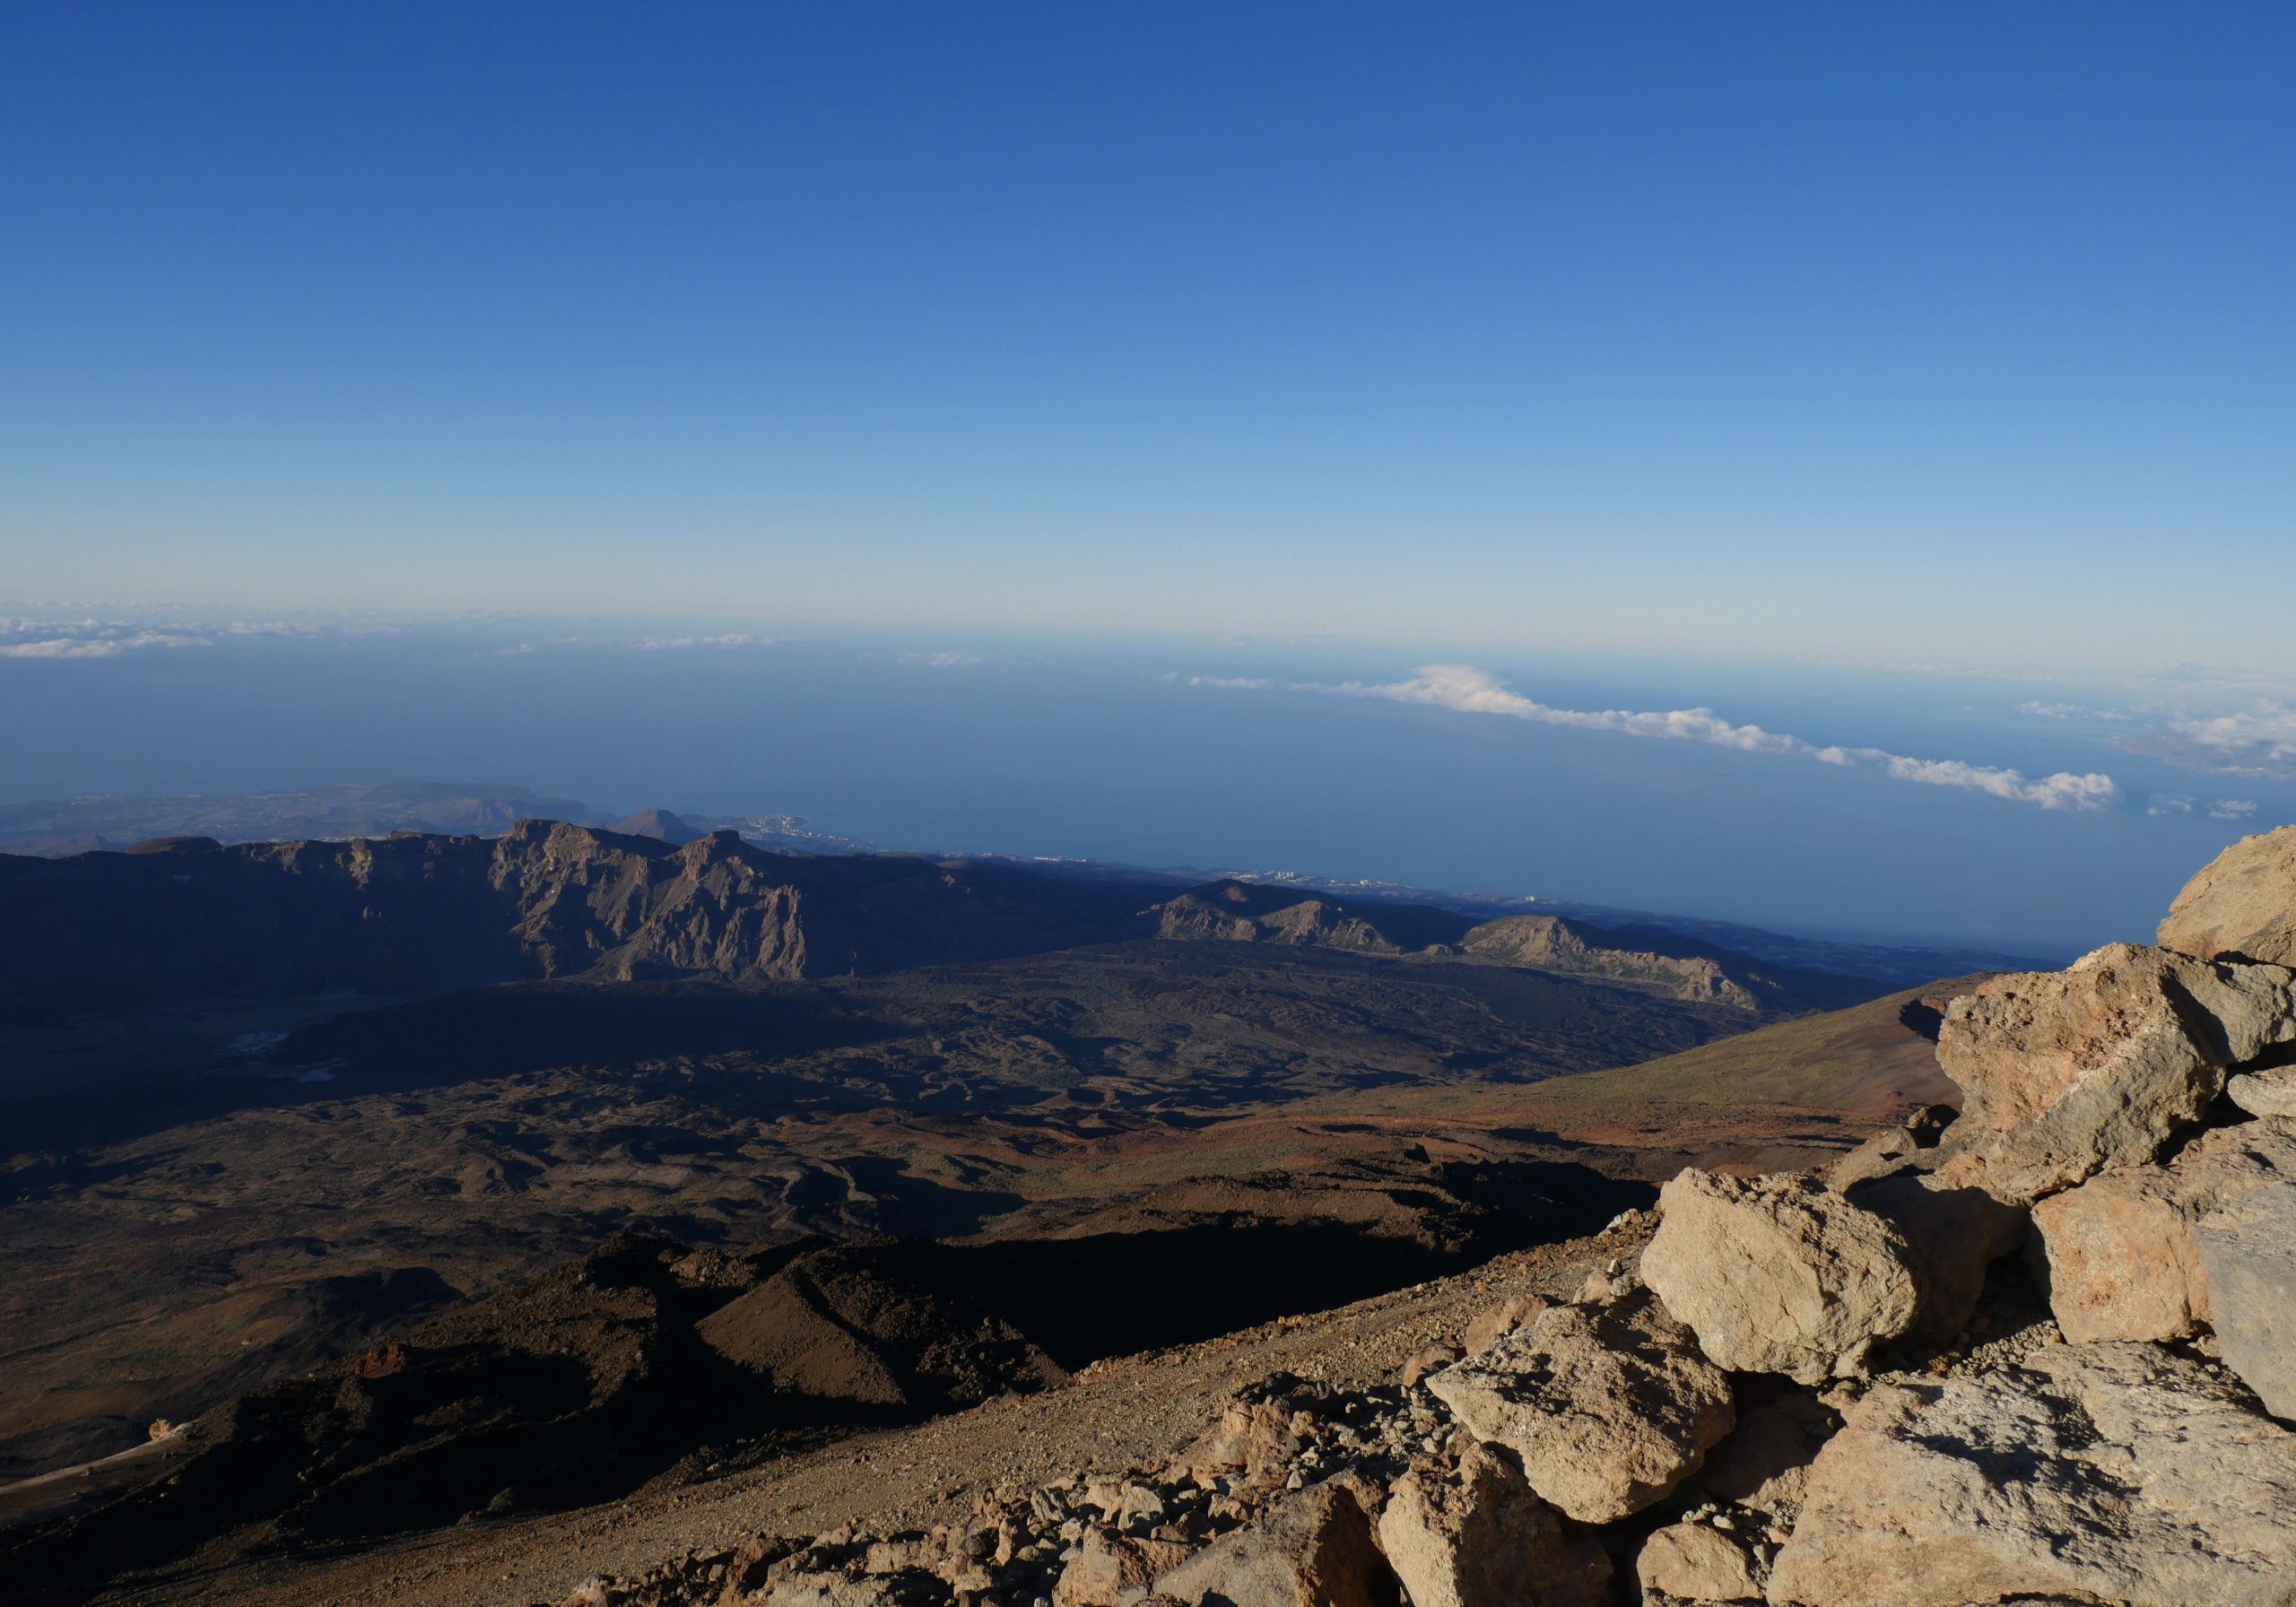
xmin=1769 ymin=1343 xmax=2296 ymax=1607
xmin=1459 ymin=916 xmax=1765 ymax=1011
xmin=1427 ymin=1290 xmax=1733 ymax=1522
xmin=1932 ymin=940 xmax=2296 ymax=1203
xmin=1145 ymin=884 xmax=1874 ymax=1014
xmin=2158 ymin=819 xmax=2296 ymax=967
xmin=0 ymin=822 xmax=1167 ymax=1022
xmin=1144 ymin=880 xmax=1460 ymax=954
xmin=535 ymin=830 xmax=2296 ymax=1607
xmin=0 ymin=829 xmax=1875 ymax=1028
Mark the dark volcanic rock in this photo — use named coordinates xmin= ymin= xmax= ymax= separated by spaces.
xmin=0 ymin=822 xmax=1166 ymax=1023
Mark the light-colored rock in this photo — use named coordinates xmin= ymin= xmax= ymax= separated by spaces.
xmin=2231 ymin=1065 xmax=2296 ymax=1117
xmin=2159 ymin=821 xmax=2296 ymax=969
xmin=2028 ymin=1163 xmax=2194 ymax=1342
xmin=2194 ymin=1178 xmax=2296 ymax=1422
xmin=1374 ymin=1443 xmax=1607 ymax=1607
xmin=2028 ymin=1116 xmax=2296 ymax=1342
xmin=1766 ymin=1341 xmax=2296 ymax=1607
xmin=1462 ymin=1294 xmax=1549 ymax=1356
xmin=1427 ymin=1290 xmax=1733 ymax=1523
xmin=1152 ymin=1482 xmax=1395 ymax=1607
xmin=1181 ymin=1397 xmax=1304 ymax=1497
xmin=1824 ymin=1104 xmax=1959 ymax=1192
xmin=1824 ymin=1126 xmax=1920 ymax=1191
xmin=1935 ymin=942 xmax=2296 ymax=1203
xmin=1847 ymin=1171 xmax=2027 ymax=1348
xmin=1054 ymin=1528 xmax=1193 ymax=1607
xmin=1639 ymin=1169 xmax=1921 ymax=1382
xmin=1635 ymin=1521 xmax=1761 ymax=1603
xmin=1400 ymin=1343 xmax=1460 ymax=1388
xmin=762 ymin=1568 xmax=948 ymax=1607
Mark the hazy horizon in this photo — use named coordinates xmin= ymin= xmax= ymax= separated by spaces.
xmin=5 ymin=612 xmax=2290 ymax=956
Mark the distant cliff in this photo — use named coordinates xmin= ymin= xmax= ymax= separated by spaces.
xmin=0 ymin=823 xmax=1876 ymax=1025
xmin=0 ymin=821 xmax=1157 ymax=1023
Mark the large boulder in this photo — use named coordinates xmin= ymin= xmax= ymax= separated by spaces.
xmin=1152 ymin=1482 xmax=1396 ymax=1607
xmin=2028 ymin=1116 xmax=2296 ymax=1342
xmin=2194 ymin=1178 xmax=2296 ymax=1422
xmin=1053 ymin=1529 xmax=1194 ymax=1607
xmin=2230 ymin=1065 xmax=2296 ymax=1118
xmin=1934 ymin=942 xmax=2296 ymax=1203
xmin=1635 ymin=1521 xmax=1762 ymax=1603
xmin=1639 ymin=1169 xmax=1922 ymax=1383
xmin=1374 ymin=1443 xmax=1608 ymax=1607
xmin=1766 ymin=1342 xmax=2296 ymax=1607
xmin=2159 ymin=821 xmax=2296 ymax=969
xmin=1426 ymin=1290 xmax=1733 ymax=1523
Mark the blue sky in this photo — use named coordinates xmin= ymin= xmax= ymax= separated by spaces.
xmin=3 ymin=4 xmax=2292 ymax=674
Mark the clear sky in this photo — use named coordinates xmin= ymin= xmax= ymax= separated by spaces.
xmin=3 ymin=4 xmax=2292 ymax=673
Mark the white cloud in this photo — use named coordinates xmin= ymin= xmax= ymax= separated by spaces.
xmin=1187 ymin=673 xmax=1275 ymax=691
xmin=1196 ymin=664 xmax=2123 ymax=813
xmin=0 ymin=615 xmax=328 ymax=658
xmin=630 ymin=632 xmax=770 ymax=651
xmin=2148 ymin=795 xmax=2196 ymax=817
xmin=0 ymin=630 xmax=213 ymax=658
xmin=2211 ymin=799 xmax=2260 ymax=820
xmin=2161 ymin=700 xmax=2296 ymax=777
xmin=900 ymin=649 xmax=1012 ymax=670
xmin=895 ymin=652 xmax=1033 ymax=670
xmin=2016 ymin=699 xmax=2131 ymax=722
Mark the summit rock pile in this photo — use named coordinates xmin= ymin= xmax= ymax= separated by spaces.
xmin=553 ymin=824 xmax=2296 ymax=1607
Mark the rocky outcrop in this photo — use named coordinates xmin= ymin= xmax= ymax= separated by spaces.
xmin=1823 ymin=1103 xmax=1956 ymax=1191
xmin=1767 ymin=1342 xmax=2296 ymax=1607
xmin=1426 ymin=1290 xmax=1733 ymax=1522
xmin=1458 ymin=916 xmax=1761 ymax=1010
xmin=1934 ymin=942 xmax=2296 ymax=1203
xmin=2027 ymin=1116 xmax=2296 ymax=1342
xmin=2159 ymin=821 xmax=2296 ymax=968
xmin=2194 ymin=1178 xmax=2296 ymax=1421
xmin=1460 ymin=1294 xmax=1548 ymax=1356
xmin=2230 ymin=1065 xmax=2296 ymax=1117
xmin=531 ymin=834 xmax=2296 ymax=1607
xmin=1373 ymin=1443 xmax=1607 ymax=1607
xmin=0 ymin=821 xmax=1172 ymax=1021
xmin=1051 ymin=1529 xmax=1191 ymax=1607
xmin=1636 ymin=1520 xmax=1762 ymax=1603
xmin=1639 ymin=1170 xmax=1922 ymax=1382
xmin=1152 ymin=1483 xmax=1395 ymax=1607
xmin=1144 ymin=882 xmax=1443 ymax=955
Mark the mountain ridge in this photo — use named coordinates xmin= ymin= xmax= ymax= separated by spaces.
xmin=0 ymin=822 xmax=1879 ymax=1028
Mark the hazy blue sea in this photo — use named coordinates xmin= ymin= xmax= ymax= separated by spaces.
xmin=5 ymin=619 xmax=2288 ymax=957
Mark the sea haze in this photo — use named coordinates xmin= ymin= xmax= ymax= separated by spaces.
xmin=3 ymin=614 xmax=2286 ymax=957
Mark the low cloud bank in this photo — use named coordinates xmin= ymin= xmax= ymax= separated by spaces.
xmin=2163 ymin=700 xmax=2296 ymax=777
xmin=1193 ymin=663 xmax=2123 ymax=813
